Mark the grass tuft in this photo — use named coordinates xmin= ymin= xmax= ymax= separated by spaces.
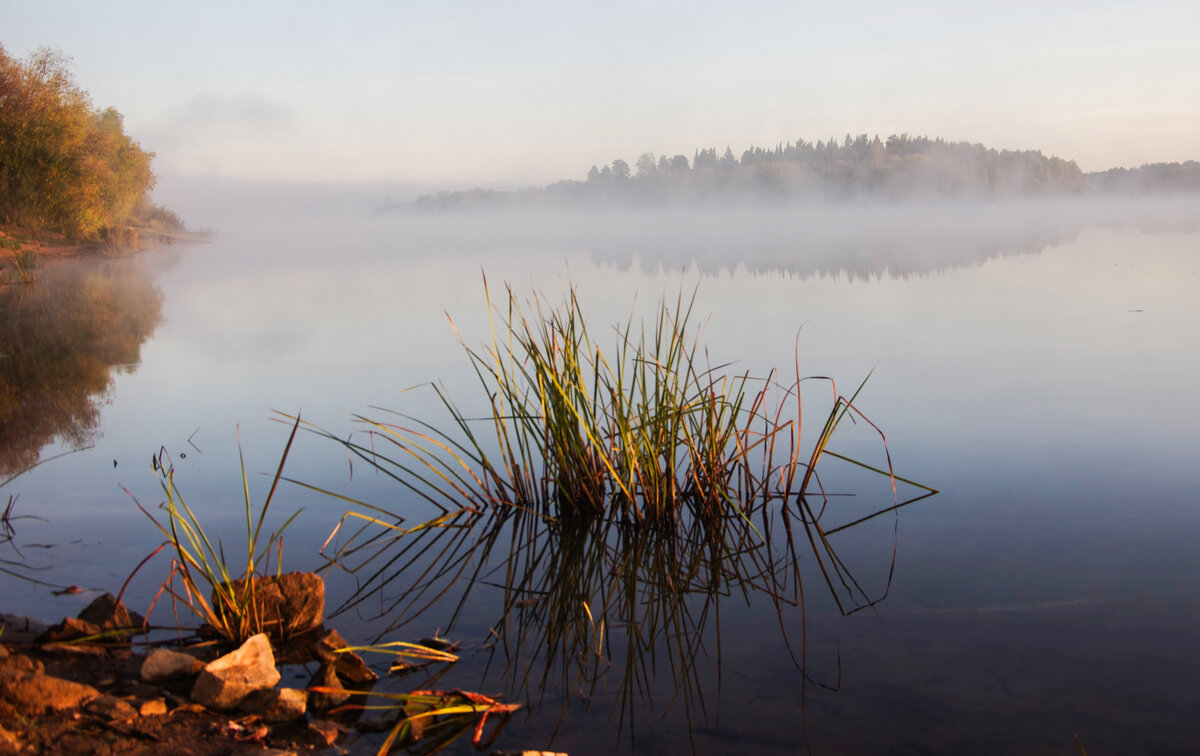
xmin=126 ymin=416 xmax=305 ymax=642
xmin=286 ymin=278 xmax=937 ymax=741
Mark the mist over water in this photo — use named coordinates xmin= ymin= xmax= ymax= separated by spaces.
xmin=4 ymin=187 xmax=1200 ymax=753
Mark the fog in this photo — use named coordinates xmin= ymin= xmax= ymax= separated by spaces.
xmin=149 ymin=178 xmax=1200 ymax=284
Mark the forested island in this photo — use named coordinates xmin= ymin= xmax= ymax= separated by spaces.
xmin=401 ymin=135 xmax=1200 ymax=212
xmin=0 ymin=45 xmax=185 ymax=254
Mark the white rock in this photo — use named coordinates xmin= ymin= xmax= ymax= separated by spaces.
xmin=190 ymin=633 xmax=281 ymax=711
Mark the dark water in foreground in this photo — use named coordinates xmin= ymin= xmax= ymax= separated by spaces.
xmin=2 ymin=197 xmax=1199 ymax=754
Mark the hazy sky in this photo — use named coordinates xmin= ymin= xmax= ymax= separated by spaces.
xmin=6 ymin=1 xmax=1199 ymax=186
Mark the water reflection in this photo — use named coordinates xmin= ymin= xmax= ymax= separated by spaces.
xmin=320 ymin=475 xmax=934 ymax=750
xmin=308 ymin=378 xmax=936 ymax=752
xmin=0 ymin=258 xmax=164 ymax=475
xmin=384 ymin=197 xmax=1200 ymax=282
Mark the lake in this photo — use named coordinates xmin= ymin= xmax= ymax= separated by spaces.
xmin=3 ymin=194 xmax=1199 ymax=754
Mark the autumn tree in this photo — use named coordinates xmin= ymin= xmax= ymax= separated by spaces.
xmin=0 ymin=45 xmax=155 ymax=239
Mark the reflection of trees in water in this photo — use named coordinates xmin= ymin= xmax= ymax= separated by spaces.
xmin=0 ymin=259 xmax=163 ymax=475
xmin=589 ymin=214 xmax=1081 ymax=281
xmin=396 ymin=198 xmax=1200 ymax=282
xmin=586 ymin=199 xmax=1200 ymax=280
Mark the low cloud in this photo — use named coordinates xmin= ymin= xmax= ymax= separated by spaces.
xmin=152 ymin=91 xmax=294 ymax=139
xmin=139 ymin=92 xmax=296 ymax=175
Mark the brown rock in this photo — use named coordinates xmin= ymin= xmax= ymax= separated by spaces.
xmin=190 ymin=633 xmax=281 ymax=711
xmin=307 ymin=719 xmax=341 ymax=746
xmin=0 ymin=722 xmax=19 ymax=755
xmin=84 ymin=694 xmax=138 ymax=721
xmin=36 ymin=616 xmax=101 ymax=644
xmin=139 ymin=698 xmax=168 ymax=716
xmin=241 ymin=686 xmax=307 ymax=723
xmin=313 ymin=629 xmax=378 ymax=684
xmin=77 ymin=592 xmax=146 ymax=634
xmin=0 ymin=666 xmax=101 ymax=715
xmin=216 ymin=572 xmax=324 ymax=639
xmin=141 ymin=647 xmax=204 ymax=682
xmin=0 ymin=654 xmax=44 ymax=675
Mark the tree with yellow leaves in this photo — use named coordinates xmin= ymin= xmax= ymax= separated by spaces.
xmin=0 ymin=45 xmax=155 ymax=240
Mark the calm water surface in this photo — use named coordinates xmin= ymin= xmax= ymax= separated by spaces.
xmin=2 ymin=197 xmax=1199 ymax=754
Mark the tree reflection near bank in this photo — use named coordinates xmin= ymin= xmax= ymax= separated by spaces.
xmin=0 ymin=258 xmax=163 ymax=475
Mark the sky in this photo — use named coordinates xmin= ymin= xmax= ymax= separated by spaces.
xmin=5 ymin=1 xmax=1200 ymax=187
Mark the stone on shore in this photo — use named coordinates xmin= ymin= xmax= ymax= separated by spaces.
xmin=141 ymin=648 xmax=205 ymax=682
xmin=35 ymin=616 xmax=102 ymax=644
xmin=84 ymin=694 xmax=138 ymax=721
xmin=190 ymin=633 xmax=280 ymax=711
xmin=0 ymin=666 xmax=101 ymax=715
xmin=0 ymin=722 xmax=19 ymax=755
xmin=313 ymin=629 xmax=378 ymax=684
xmin=241 ymin=686 xmax=307 ymax=723
xmin=77 ymin=592 xmax=146 ymax=633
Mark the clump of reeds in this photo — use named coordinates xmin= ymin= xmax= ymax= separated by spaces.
xmin=290 ymin=278 xmax=936 ymax=743
xmin=309 ymin=280 xmax=831 ymax=525
xmin=295 ymin=277 xmax=937 ymax=614
xmin=127 ymin=418 xmax=304 ymax=642
xmin=1 ymin=249 xmax=37 ymax=285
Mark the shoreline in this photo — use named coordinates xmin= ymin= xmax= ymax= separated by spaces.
xmin=0 ymin=227 xmax=206 ymax=264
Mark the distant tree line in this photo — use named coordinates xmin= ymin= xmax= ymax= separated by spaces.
xmin=0 ymin=45 xmax=168 ymax=241
xmin=411 ymin=134 xmax=1098 ymax=211
xmin=1088 ymin=161 xmax=1200 ymax=193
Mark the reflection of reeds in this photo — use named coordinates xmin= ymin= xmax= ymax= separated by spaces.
xmin=0 ymin=452 xmax=70 ymax=587
xmin=290 ymin=278 xmax=936 ymax=745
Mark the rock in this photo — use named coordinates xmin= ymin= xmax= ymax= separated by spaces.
xmin=0 ymin=666 xmax=101 ymax=715
xmin=77 ymin=592 xmax=146 ymax=634
xmin=35 ymin=617 xmax=101 ymax=644
xmin=139 ymin=698 xmax=168 ymax=716
xmin=216 ymin=572 xmax=324 ymax=639
xmin=306 ymin=664 xmax=349 ymax=712
xmin=190 ymin=633 xmax=280 ymax=711
xmin=141 ymin=648 xmax=204 ymax=682
xmin=84 ymin=694 xmax=138 ymax=721
xmin=0 ymin=722 xmax=19 ymax=755
xmin=0 ymin=645 xmax=7 ymax=660
xmin=0 ymin=654 xmax=44 ymax=675
xmin=313 ymin=629 xmax=378 ymax=684
xmin=307 ymin=719 xmax=341 ymax=747
xmin=241 ymin=686 xmax=307 ymax=723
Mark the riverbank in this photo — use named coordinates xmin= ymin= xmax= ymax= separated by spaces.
xmin=0 ymin=226 xmax=206 ymax=264
xmin=0 ymin=610 xmax=339 ymax=755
